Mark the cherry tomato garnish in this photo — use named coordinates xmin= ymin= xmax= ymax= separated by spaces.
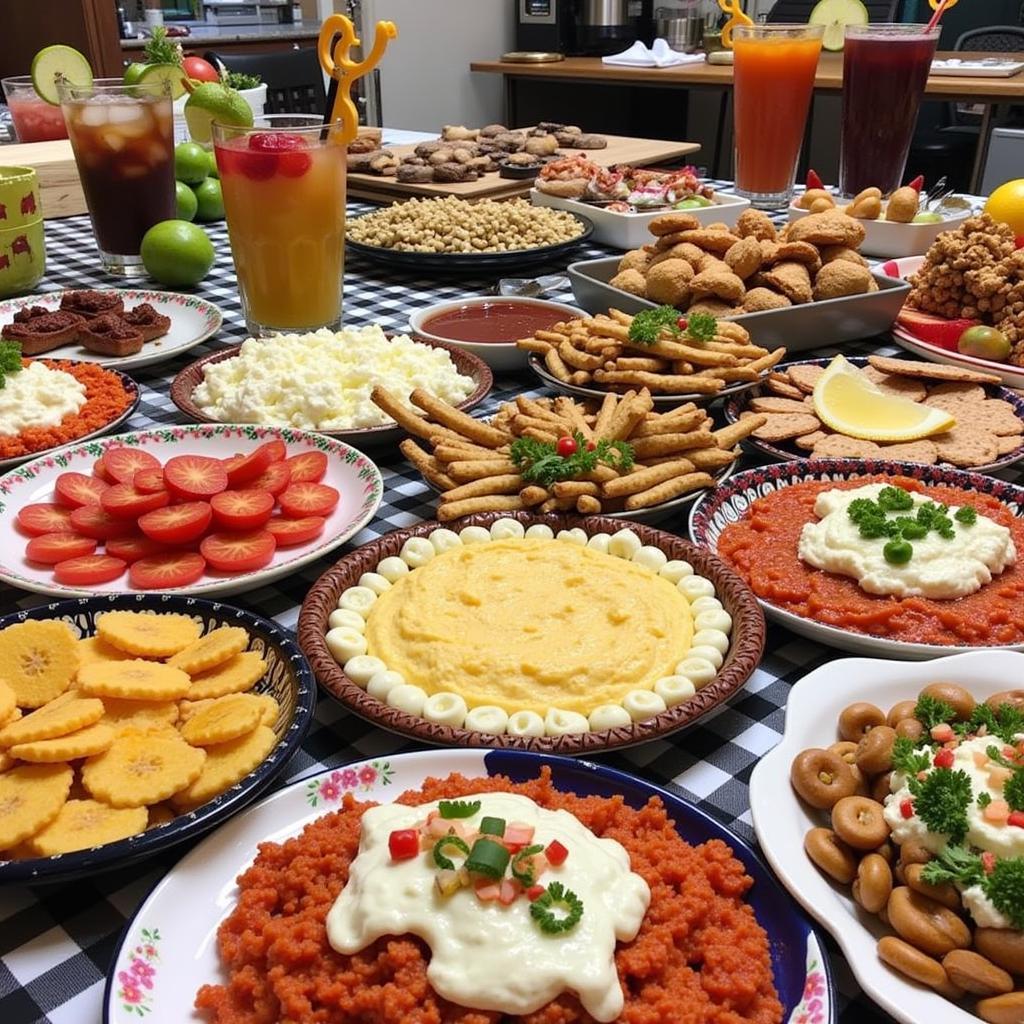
xmin=556 ymin=436 xmax=578 ymax=457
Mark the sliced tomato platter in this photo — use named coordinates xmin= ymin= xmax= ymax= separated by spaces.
xmin=0 ymin=424 xmax=383 ymax=598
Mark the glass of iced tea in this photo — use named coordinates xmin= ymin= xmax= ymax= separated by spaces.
xmin=58 ymin=78 xmax=175 ymax=277
xmin=212 ymin=114 xmax=346 ymax=336
xmin=2 ymin=77 xmax=69 ymax=142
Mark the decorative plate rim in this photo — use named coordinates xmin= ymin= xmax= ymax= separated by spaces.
xmin=296 ymin=510 xmax=766 ymax=754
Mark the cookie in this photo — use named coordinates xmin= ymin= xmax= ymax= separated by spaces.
xmin=788 ymin=364 xmax=825 ymax=394
xmin=933 ymin=425 xmax=998 ymax=468
xmin=0 ymin=620 xmax=79 ymax=708
xmin=26 ymin=799 xmax=148 ymax=857
xmin=184 ymin=652 xmax=267 ymax=701
xmin=995 ymin=434 xmax=1024 ymax=455
xmin=167 ymin=627 xmax=250 ymax=676
xmin=926 ymin=382 xmax=987 ymax=403
xmin=82 ymin=733 xmax=205 ymax=808
xmin=766 ymin=373 xmax=804 ymax=400
xmin=866 ymin=355 xmax=1002 ymax=386
xmin=0 ymin=764 xmax=73 ymax=851
xmin=876 ymin=441 xmax=939 ymax=465
xmin=975 ymin=399 xmax=1024 ymax=436
xmin=97 ymin=610 xmax=201 ymax=658
xmin=753 ymin=413 xmax=822 ymax=442
xmin=794 ymin=430 xmax=828 ymax=451
xmin=862 ymin=367 xmax=928 ymax=402
xmin=812 ymin=435 xmax=881 ymax=457
xmin=749 ymin=397 xmax=810 ymax=414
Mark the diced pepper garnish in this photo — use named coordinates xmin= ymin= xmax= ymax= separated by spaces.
xmin=526 ymin=884 xmax=546 ymax=901
xmin=545 ymin=839 xmax=569 ymax=866
xmin=433 ymin=834 xmax=470 ymax=871
xmin=435 ymin=868 xmax=467 ymax=897
xmin=1008 ymin=811 xmax=1024 ymax=829
xmin=510 ymin=844 xmax=546 ymax=886
xmin=983 ymin=851 xmax=997 ymax=874
xmin=974 ymin=751 xmax=990 ymax=768
xmin=438 ymin=799 xmax=480 ymax=819
xmin=989 ymin=766 xmax=1014 ymax=790
xmin=504 ymin=823 xmax=536 ymax=847
xmin=930 ymin=723 xmax=954 ymax=743
xmin=475 ymin=881 xmax=502 ymax=902
xmin=465 ymin=837 xmax=511 ymax=879
xmin=479 ymin=816 xmax=506 ymax=837
xmin=389 ymin=828 xmax=420 ymax=860
xmin=933 ymin=748 xmax=955 ymax=769
xmin=900 ymin=798 xmax=914 ymax=820
xmin=498 ymin=879 xmax=521 ymax=905
xmin=984 ymin=799 xmax=1010 ymax=824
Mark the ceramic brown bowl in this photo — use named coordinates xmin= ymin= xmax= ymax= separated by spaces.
xmin=297 ymin=511 xmax=766 ymax=754
xmin=169 ymin=336 xmax=493 ymax=448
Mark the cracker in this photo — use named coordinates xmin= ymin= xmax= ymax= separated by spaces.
xmin=861 ymin=367 xmax=928 ymax=402
xmin=177 ymin=698 xmax=215 ymax=723
xmin=184 ymin=652 xmax=267 ymax=701
xmin=27 ymin=799 xmax=148 ymax=856
xmin=926 ymin=382 xmax=988 ymax=403
xmin=0 ymin=696 xmax=104 ymax=747
xmin=0 ymin=620 xmax=79 ymax=708
xmin=251 ymin=694 xmax=280 ymax=728
xmin=101 ymin=696 xmax=179 ymax=733
xmin=10 ymin=722 xmax=115 ymax=763
xmin=96 ymin=611 xmax=201 ymax=658
xmin=749 ymin=396 xmax=809 ymax=414
xmin=766 ymin=374 xmax=803 ymax=400
xmin=877 ymin=441 xmax=939 ymax=465
xmin=172 ymin=725 xmax=276 ymax=809
xmin=975 ymin=399 xmax=1024 ymax=436
xmin=866 ymin=355 xmax=1001 ymax=385
xmin=0 ymin=680 xmax=14 ymax=726
xmin=179 ymin=693 xmax=263 ymax=747
xmin=794 ymin=430 xmax=828 ymax=451
xmin=996 ymin=434 xmax=1024 ymax=455
xmin=76 ymin=636 xmax=132 ymax=669
xmin=0 ymin=750 xmax=15 ymax=772
xmin=933 ymin=425 xmax=998 ymax=468
xmin=147 ymin=803 xmax=176 ymax=829
xmin=78 ymin=660 xmax=192 ymax=701
xmin=812 ymin=435 xmax=881 ymax=457
xmin=0 ymin=763 xmax=72 ymax=850
xmin=753 ymin=413 xmax=821 ymax=442
xmin=81 ymin=733 xmax=205 ymax=808
xmin=787 ymin=365 xmax=825 ymax=394
xmin=167 ymin=627 xmax=249 ymax=676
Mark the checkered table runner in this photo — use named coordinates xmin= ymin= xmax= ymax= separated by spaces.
xmin=0 ymin=190 xmax=1008 ymax=1024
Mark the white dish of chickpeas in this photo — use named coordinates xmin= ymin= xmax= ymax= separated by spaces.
xmin=750 ymin=648 xmax=1024 ymax=1024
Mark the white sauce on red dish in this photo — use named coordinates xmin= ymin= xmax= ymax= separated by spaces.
xmin=0 ymin=362 xmax=86 ymax=437
xmin=326 ymin=792 xmax=650 ymax=1021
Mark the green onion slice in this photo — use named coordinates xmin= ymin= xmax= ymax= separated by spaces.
xmin=432 ymin=834 xmax=470 ymax=871
xmin=529 ymin=881 xmax=584 ymax=935
xmin=479 ymin=816 xmax=506 ymax=836
xmin=510 ymin=844 xmax=545 ymax=886
xmin=438 ymin=799 xmax=480 ymax=819
xmin=465 ymin=837 xmax=510 ymax=879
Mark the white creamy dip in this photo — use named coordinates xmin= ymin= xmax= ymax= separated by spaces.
xmin=0 ymin=362 xmax=86 ymax=437
xmin=326 ymin=792 xmax=651 ymax=1021
xmin=798 ymin=483 xmax=1015 ymax=600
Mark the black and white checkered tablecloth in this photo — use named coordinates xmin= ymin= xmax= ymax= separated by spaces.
xmin=0 ymin=192 xmax=1011 ymax=1024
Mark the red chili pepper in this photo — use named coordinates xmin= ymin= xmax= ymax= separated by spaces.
xmin=983 ymin=851 xmax=998 ymax=874
xmin=900 ymin=798 xmax=914 ymax=820
xmin=905 ymin=173 xmax=925 ymax=193
xmin=556 ymin=436 xmax=578 ymax=457
xmin=388 ymin=828 xmax=420 ymax=860
xmin=933 ymin=748 xmax=955 ymax=769
xmin=805 ymin=168 xmax=824 ymax=191
xmin=930 ymin=723 xmax=954 ymax=743
xmin=526 ymin=884 xmax=546 ymax=901
xmin=1009 ymin=812 xmax=1024 ymax=829
xmin=545 ymin=839 xmax=568 ymax=866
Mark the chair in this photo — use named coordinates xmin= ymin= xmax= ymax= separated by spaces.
xmin=764 ymin=0 xmax=898 ymax=21
xmin=203 ymin=48 xmax=326 ymax=116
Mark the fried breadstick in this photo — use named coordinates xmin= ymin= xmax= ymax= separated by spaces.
xmin=630 ymin=409 xmax=704 ymax=437
xmin=439 ymin=474 xmax=523 ymax=503
xmin=399 ymin=439 xmax=456 ymax=491
xmin=552 ymin=480 xmax=600 ymax=499
xmin=432 ymin=440 xmax=506 ymax=462
xmin=593 ymin=393 xmax=618 ymax=437
xmin=516 ymin=396 xmax=566 ymax=425
xmin=688 ymin=446 xmax=740 ymax=470
xmin=447 ymin=459 xmax=519 ymax=482
xmin=713 ymin=415 xmax=768 ymax=449
xmin=704 ymin=366 xmax=761 ymax=382
xmin=576 ymin=495 xmax=601 ymax=514
xmin=615 ymin=357 xmax=670 ymax=372
xmin=601 ymin=459 xmax=696 ymax=498
xmin=371 ymin=387 xmax=466 ymax=446
xmin=607 ymin=308 xmax=633 ymax=326
xmin=630 ymin=430 xmax=715 ymax=459
xmin=705 ymin=341 xmax=769 ymax=358
xmin=555 ymin=397 xmax=594 ymax=441
xmin=559 ymin=340 xmax=604 ymax=372
xmin=601 ymin=389 xmax=652 ymax=440
xmin=544 ymin=347 xmax=573 ymax=383
xmin=437 ymin=495 xmax=525 ymax=522
xmin=513 ymin=414 xmax=568 ymax=438
xmin=516 ymin=338 xmax=551 ymax=354
xmin=593 ymin=369 xmax=724 ymax=394
xmin=410 ymin=388 xmax=508 ymax=448
xmin=624 ymin=472 xmax=715 ymax=510
xmin=535 ymin=328 xmax=570 ymax=344
xmin=521 ymin=426 xmax=560 ymax=445
xmin=519 ymin=485 xmax=550 ymax=506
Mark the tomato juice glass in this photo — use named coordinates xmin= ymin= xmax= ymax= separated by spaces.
xmin=213 ymin=114 xmax=346 ymax=337
xmin=58 ymin=78 xmax=175 ymax=278
xmin=732 ymin=24 xmax=824 ymax=209
xmin=2 ymin=76 xmax=68 ymax=142
xmin=839 ymin=24 xmax=940 ymax=198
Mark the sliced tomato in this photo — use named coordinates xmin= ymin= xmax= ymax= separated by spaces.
xmin=103 ymin=447 xmax=161 ymax=485
xmin=54 ymin=472 xmax=109 ymax=509
xmin=278 ymin=482 xmax=339 ymax=518
xmin=163 ymin=455 xmax=228 ymax=501
xmin=69 ymin=505 xmax=139 ymax=541
xmin=265 ymin=515 xmax=325 ymax=547
xmin=26 ymin=532 xmax=98 ymax=564
xmin=101 ymin=483 xmax=171 ymax=519
xmin=93 ymin=456 xmax=114 ymax=483
xmin=17 ymin=503 xmax=75 ymax=536
xmin=210 ymin=489 xmax=274 ymax=531
xmin=129 ymin=551 xmax=207 ymax=590
xmin=54 ymin=554 xmax=127 ymax=586
xmin=284 ymin=451 xmax=327 ymax=483
xmin=249 ymin=461 xmax=291 ymax=496
xmin=138 ymin=501 xmax=213 ymax=544
xmin=200 ymin=530 xmax=276 ymax=573
xmin=133 ymin=468 xmax=166 ymax=494
xmin=105 ymin=535 xmax=170 ymax=563
xmin=224 ymin=442 xmax=280 ymax=486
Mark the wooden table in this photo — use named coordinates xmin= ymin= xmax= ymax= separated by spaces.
xmin=471 ymin=51 xmax=1024 ymax=191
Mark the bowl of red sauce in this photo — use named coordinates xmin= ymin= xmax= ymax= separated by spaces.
xmin=409 ymin=296 xmax=583 ymax=373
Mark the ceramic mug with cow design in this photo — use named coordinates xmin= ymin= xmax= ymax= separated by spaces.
xmin=0 ymin=167 xmax=44 ymax=297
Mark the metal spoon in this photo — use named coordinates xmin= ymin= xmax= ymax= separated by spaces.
xmin=922 ymin=176 xmax=948 ymax=209
xmin=496 ymin=274 xmax=569 ymax=298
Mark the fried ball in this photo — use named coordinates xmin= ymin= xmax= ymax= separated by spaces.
xmin=648 ymin=212 xmax=701 ymax=236
xmin=886 ymin=186 xmax=920 ymax=224
xmin=813 ymin=260 xmax=874 ymax=300
xmin=743 ymin=287 xmax=792 ymax=312
xmin=648 ymin=242 xmax=703 ymax=270
xmin=618 ymin=249 xmax=651 ymax=274
xmin=645 ymin=259 xmax=694 ymax=305
xmin=686 ymin=298 xmax=742 ymax=318
xmin=787 ymin=211 xmax=865 ymax=248
xmin=820 ymin=245 xmax=869 ymax=267
xmin=689 ymin=268 xmax=746 ymax=304
xmin=763 ymin=261 xmax=813 ymax=304
xmin=609 ymin=268 xmax=648 ymax=297
xmin=735 ymin=209 xmax=777 ymax=242
xmin=724 ymin=236 xmax=763 ymax=279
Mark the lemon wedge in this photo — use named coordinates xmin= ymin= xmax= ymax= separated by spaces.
xmin=812 ymin=355 xmax=956 ymax=441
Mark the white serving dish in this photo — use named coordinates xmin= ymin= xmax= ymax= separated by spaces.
xmin=787 ymin=199 xmax=973 ymax=258
xmin=750 ymin=649 xmax=1024 ymax=1024
xmin=408 ymin=296 xmax=583 ymax=373
xmin=530 ymin=188 xmax=751 ymax=250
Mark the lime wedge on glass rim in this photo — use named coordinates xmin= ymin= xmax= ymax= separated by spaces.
xmin=30 ymin=44 xmax=93 ymax=105
xmin=184 ymin=82 xmax=253 ymax=144
xmin=808 ymin=0 xmax=869 ymax=52
xmin=136 ymin=62 xmax=189 ymax=100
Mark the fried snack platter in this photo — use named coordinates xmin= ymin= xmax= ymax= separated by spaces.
xmin=0 ymin=596 xmax=315 ymax=883
xmin=750 ymin=649 xmax=1024 ymax=1024
xmin=518 ymin=306 xmax=785 ymax=405
xmin=371 ymin=383 xmax=761 ymax=520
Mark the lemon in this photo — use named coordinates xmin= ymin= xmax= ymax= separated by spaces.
xmin=812 ymin=356 xmax=955 ymax=441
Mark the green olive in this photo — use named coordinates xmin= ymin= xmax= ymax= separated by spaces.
xmin=958 ymin=325 xmax=1011 ymax=362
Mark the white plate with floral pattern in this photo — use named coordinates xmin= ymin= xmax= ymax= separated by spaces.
xmin=103 ymin=748 xmax=834 ymax=1024
xmin=751 ymin=649 xmax=1024 ymax=1024
xmin=0 ymin=289 xmax=223 ymax=371
xmin=0 ymin=424 xmax=383 ymax=598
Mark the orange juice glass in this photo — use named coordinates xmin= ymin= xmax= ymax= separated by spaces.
xmin=213 ymin=115 xmax=346 ymax=336
xmin=732 ymin=24 xmax=824 ymax=209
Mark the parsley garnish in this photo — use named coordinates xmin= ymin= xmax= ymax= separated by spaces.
xmin=684 ymin=311 xmax=717 ymax=343
xmin=529 ymin=881 xmax=584 ymax=934
xmin=0 ymin=340 xmax=22 ymax=390
xmin=923 ymin=847 xmax=1024 ymax=930
xmin=978 ymin=791 xmax=993 ymax=809
xmin=958 ymin=703 xmax=1024 ymax=745
xmin=223 ymin=70 xmax=262 ymax=90
xmin=142 ymin=26 xmax=183 ymax=67
xmin=921 ymin=844 xmax=985 ymax=889
xmin=626 ymin=306 xmax=717 ymax=346
xmin=510 ymin=432 xmax=633 ymax=488
xmin=891 ymin=736 xmax=933 ymax=777
xmin=915 ymin=694 xmax=956 ymax=731
xmin=955 ymin=506 xmax=978 ymax=526
xmin=907 ymin=767 xmax=972 ymax=844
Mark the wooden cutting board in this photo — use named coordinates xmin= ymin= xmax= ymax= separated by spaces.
xmin=346 ymin=132 xmax=702 ymax=204
xmin=3 ymin=140 xmax=86 ymax=219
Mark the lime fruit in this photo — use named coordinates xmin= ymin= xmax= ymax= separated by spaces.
xmin=123 ymin=62 xmax=148 ymax=87
xmin=912 ymin=211 xmax=943 ymax=224
xmin=175 ymin=181 xmax=198 ymax=222
xmin=184 ymin=82 xmax=253 ymax=145
xmin=206 ymin=149 xmax=220 ymax=179
xmin=136 ymin=62 xmax=189 ymax=101
xmin=30 ymin=44 xmax=93 ymax=105
xmin=175 ymin=142 xmax=209 ymax=185
xmin=141 ymin=220 xmax=215 ymax=287
xmin=984 ymin=179 xmax=1024 ymax=237
xmin=193 ymin=178 xmax=224 ymax=222
xmin=808 ymin=0 xmax=869 ymax=52
xmin=958 ymin=325 xmax=1011 ymax=362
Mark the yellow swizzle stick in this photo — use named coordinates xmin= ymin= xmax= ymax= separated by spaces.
xmin=317 ymin=14 xmax=397 ymax=145
xmin=717 ymin=0 xmax=753 ymax=50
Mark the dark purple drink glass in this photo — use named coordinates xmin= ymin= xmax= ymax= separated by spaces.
xmin=839 ymin=24 xmax=940 ymax=198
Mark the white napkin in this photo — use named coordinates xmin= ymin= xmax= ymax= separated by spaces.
xmin=602 ymin=39 xmax=705 ymax=68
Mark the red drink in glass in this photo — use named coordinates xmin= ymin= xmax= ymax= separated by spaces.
xmin=2 ymin=77 xmax=68 ymax=142
xmin=839 ymin=25 xmax=940 ymax=198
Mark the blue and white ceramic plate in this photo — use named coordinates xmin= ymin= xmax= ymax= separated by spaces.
xmin=102 ymin=749 xmax=833 ymax=1024
xmin=0 ymin=594 xmax=316 ymax=885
